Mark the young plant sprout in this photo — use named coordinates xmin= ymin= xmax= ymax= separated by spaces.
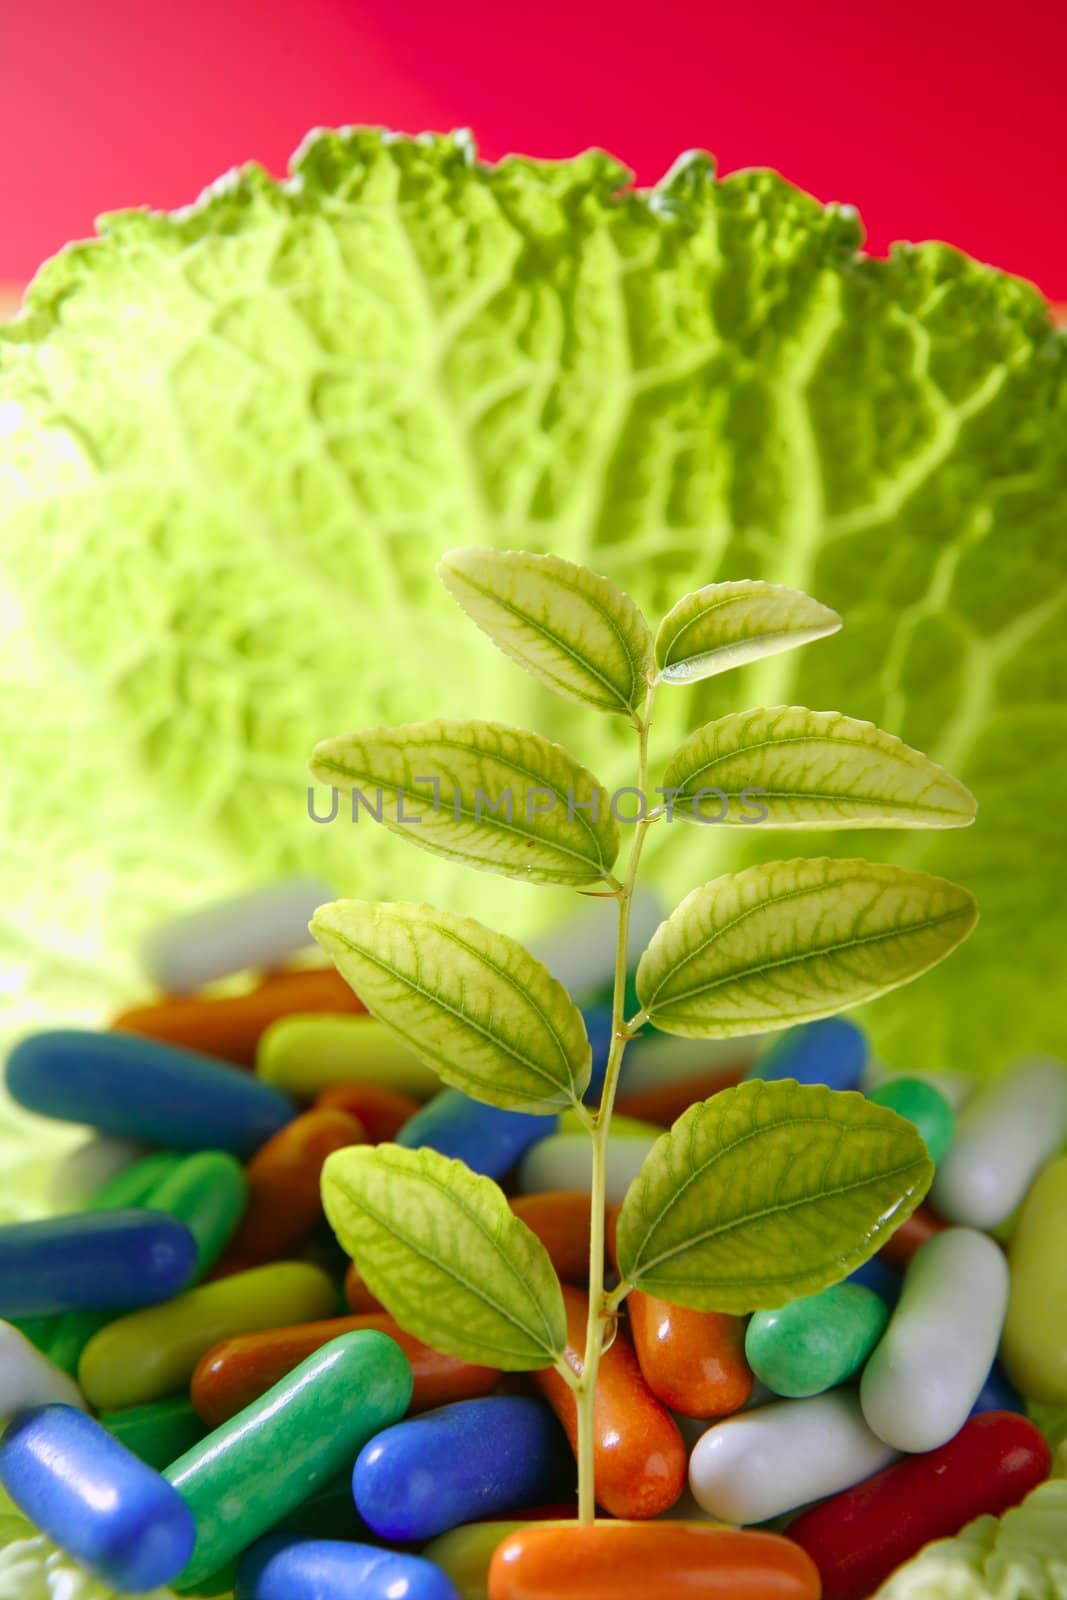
xmin=312 ymin=549 xmax=978 ymax=1524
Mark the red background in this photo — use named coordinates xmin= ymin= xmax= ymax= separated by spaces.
xmin=0 ymin=0 xmax=1064 ymax=298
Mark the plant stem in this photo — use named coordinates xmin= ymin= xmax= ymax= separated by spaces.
xmin=575 ymin=683 xmax=657 ymax=1525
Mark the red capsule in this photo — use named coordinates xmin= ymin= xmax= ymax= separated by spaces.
xmin=877 ymin=1203 xmax=946 ymax=1270
xmin=531 ymin=1286 xmax=686 ymax=1520
xmin=489 ymin=1523 xmax=821 ymax=1600
xmin=316 ymin=1081 xmax=420 ymax=1142
xmin=510 ymin=1193 xmax=597 ymax=1285
xmin=616 ymin=1066 xmax=747 ymax=1126
xmin=787 ymin=1410 xmax=1051 ymax=1600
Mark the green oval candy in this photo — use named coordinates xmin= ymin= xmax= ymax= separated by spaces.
xmin=164 ymin=1329 xmax=413 ymax=1587
xmin=100 ymin=1395 xmax=208 ymax=1470
xmin=147 ymin=1150 xmax=248 ymax=1280
xmin=868 ymin=1077 xmax=955 ymax=1166
xmin=745 ymin=1282 xmax=890 ymax=1398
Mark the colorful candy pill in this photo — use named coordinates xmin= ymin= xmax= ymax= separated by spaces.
xmin=398 ymin=1091 xmax=553 ymax=1180
xmin=745 ymin=1282 xmax=888 ymax=1399
xmin=488 ymin=1523 xmax=821 ymax=1600
xmin=149 ymin=1150 xmax=249 ymax=1280
xmin=422 ymin=1520 xmax=526 ymax=1600
xmin=140 ymin=877 xmax=333 ymax=992
xmin=1001 ymin=1153 xmax=1067 ymax=1400
xmin=269 ymin=1469 xmax=369 ymax=1543
xmin=525 ymin=888 xmax=662 ymax=1002
xmin=931 ymin=1056 xmax=1067 ymax=1228
xmin=78 ymin=1260 xmax=337 ymax=1410
xmin=518 ymin=1133 xmax=658 ymax=1206
xmin=510 ymin=1192 xmax=595 ymax=1284
xmin=616 ymin=1065 xmax=746 ymax=1126
xmin=81 ymin=1149 xmax=186 ymax=1210
xmin=354 ymin=1396 xmax=567 ymax=1541
xmin=847 ymin=1257 xmax=901 ymax=1306
xmin=113 ymin=965 xmax=364 ymax=1066
xmin=6 ymin=1029 xmax=296 ymax=1156
xmin=876 ymin=1203 xmax=945 ymax=1270
xmin=47 ymin=1134 xmax=151 ymax=1210
xmin=786 ymin=1410 xmax=1051 ymax=1600
xmin=191 ymin=1312 xmax=498 ymax=1426
xmin=532 ymin=1286 xmax=686 ymax=1519
xmin=618 ymin=1032 xmax=759 ymax=1096
xmin=861 ymin=1227 xmax=1009 ymax=1452
xmin=317 ymin=1080 xmax=420 ymax=1141
xmin=867 ymin=1076 xmax=955 ymax=1165
xmin=0 ymin=1210 xmax=197 ymax=1317
xmin=861 ymin=1058 xmax=975 ymax=1112
xmin=257 ymin=1014 xmax=441 ymax=1098
xmin=100 ymin=1395 xmax=208 ymax=1470
xmin=0 ymin=1403 xmax=196 ymax=1593
xmin=689 ymin=1391 xmax=897 ymax=1523
xmin=164 ymin=1329 xmax=412 ymax=1588
xmin=213 ymin=1109 xmax=364 ymax=1273
xmin=0 ymin=1319 xmax=88 ymax=1415
xmin=236 ymin=1533 xmax=460 ymax=1600
xmin=745 ymin=1017 xmax=867 ymax=1090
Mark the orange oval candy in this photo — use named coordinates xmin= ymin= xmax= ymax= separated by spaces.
xmin=191 ymin=1312 xmax=499 ymax=1426
xmin=616 ymin=1065 xmax=747 ymax=1126
xmin=213 ymin=1108 xmax=366 ymax=1273
xmin=877 ymin=1203 xmax=946 ymax=1270
xmin=489 ymin=1522 xmax=821 ymax=1600
xmin=344 ymin=1260 xmax=387 ymax=1314
xmin=110 ymin=967 xmax=364 ymax=1066
xmin=316 ymin=1081 xmax=420 ymax=1142
xmin=510 ymin=1193 xmax=596 ymax=1285
xmin=532 ymin=1286 xmax=686 ymax=1519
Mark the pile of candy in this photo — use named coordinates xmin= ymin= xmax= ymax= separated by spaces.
xmin=0 ymin=879 xmax=1064 ymax=1600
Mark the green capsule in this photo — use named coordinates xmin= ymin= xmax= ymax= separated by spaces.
xmin=745 ymin=1282 xmax=890 ymax=1398
xmin=868 ymin=1077 xmax=955 ymax=1166
xmin=100 ymin=1395 xmax=208 ymax=1471
xmin=78 ymin=1261 xmax=337 ymax=1410
xmin=8 ymin=1314 xmax=59 ymax=1352
xmin=85 ymin=1150 xmax=185 ymax=1210
xmin=147 ymin=1151 xmax=248 ymax=1281
xmin=165 ymin=1329 xmax=412 ymax=1588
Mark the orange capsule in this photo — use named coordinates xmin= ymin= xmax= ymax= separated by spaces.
xmin=213 ymin=1109 xmax=366 ymax=1274
xmin=878 ymin=1203 xmax=946 ymax=1270
xmin=110 ymin=967 xmax=364 ymax=1066
xmin=344 ymin=1260 xmax=387 ymax=1315
xmin=616 ymin=1066 xmax=746 ymax=1126
xmin=510 ymin=1193 xmax=596 ymax=1285
xmin=191 ymin=1312 xmax=499 ymax=1426
xmin=605 ymin=1210 xmax=752 ymax=1419
xmin=531 ymin=1286 xmax=686 ymax=1519
xmin=489 ymin=1522 xmax=821 ymax=1600
xmin=316 ymin=1081 xmax=420 ymax=1143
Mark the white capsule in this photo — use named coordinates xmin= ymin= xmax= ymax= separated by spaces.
xmin=0 ymin=1322 xmax=89 ymax=1417
xmin=527 ymin=887 xmax=663 ymax=1001
xmin=619 ymin=1031 xmax=763 ymax=1094
xmin=47 ymin=1134 xmax=150 ymax=1211
xmin=688 ymin=1390 xmax=896 ymax=1523
xmin=860 ymin=1227 xmax=1009 ymax=1453
xmin=931 ymin=1057 xmax=1067 ymax=1228
xmin=517 ymin=1132 xmax=659 ymax=1206
xmin=140 ymin=877 xmax=333 ymax=992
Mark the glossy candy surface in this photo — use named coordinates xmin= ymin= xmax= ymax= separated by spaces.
xmin=257 ymin=1014 xmax=441 ymax=1098
xmin=1001 ymin=1153 xmax=1067 ymax=1400
xmin=861 ymin=1227 xmax=1009 ymax=1451
xmin=149 ymin=1150 xmax=249 ymax=1280
xmin=140 ymin=877 xmax=333 ymax=992
xmin=165 ymin=1329 xmax=413 ymax=1588
xmin=745 ymin=1282 xmax=889 ymax=1398
xmin=6 ymin=1029 xmax=296 ymax=1156
xmin=0 ymin=1319 xmax=88 ymax=1415
xmin=191 ymin=1312 xmax=498 ymax=1426
xmin=317 ymin=1080 xmax=420 ymax=1141
xmin=745 ymin=1017 xmax=867 ymax=1090
xmin=931 ymin=1056 xmax=1067 ymax=1228
xmin=353 ymin=1396 xmax=567 ymax=1541
xmin=489 ymin=1523 xmax=821 ymax=1600
xmin=533 ymin=1286 xmax=686 ymax=1519
xmin=787 ymin=1410 xmax=1051 ymax=1600
xmin=689 ymin=1390 xmax=897 ymax=1523
xmin=422 ymin=1521 xmax=526 ymax=1600
xmin=398 ymin=1090 xmax=553 ymax=1179
xmin=78 ymin=1260 xmax=337 ymax=1410
xmin=867 ymin=1076 xmax=955 ymax=1165
xmin=236 ymin=1534 xmax=461 ymax=1600
xmin=0 ymin=1403 xmax=196 ymax=1593
xmin=100 ymin=1395 xmax=208 ymax=1470
xmin=518 ymin=1133 xmax=658 ymax=1206
xmin=0 ymin=1210 xmax=197 ymax=1317
xmin=510 ymin=1192 xmax=596 ymax=1284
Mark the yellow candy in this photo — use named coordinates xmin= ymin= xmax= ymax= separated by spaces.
xmin=1001 ymin=1155 xmax=1067 ymax=1401
xmin=78 ymin=1262 xmax=336 ymax=1411
xmin=421 ymin=1522 xmax=535 ymax=1600
xmin=256 ymin=1015 xmax=441 ymax=1100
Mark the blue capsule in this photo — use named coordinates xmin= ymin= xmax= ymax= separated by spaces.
xmin=0 ymin=1210 xmax=198 ymax=1317
xmin=847 ymin=1256 xmax=902 ymax=1307
xmin=0 ymin=1404 xmax=196 ymax=1593
xmin=582 ymin=1005 xmax=615 ymax=1106
xmin=6 ymin=1029 xmax=295 ymax=1157
xmin=745 ymin=1018 xmax=868 ymax=1091
xmin=971 ymin=1358 xmax=1026 ymax=1416
xmin=397 ymin=1089 xmax=554 ymax=1179
xmin=353 ymin=1395 xmax=566 ymax=1541
xmin=236 ymin=1535 xmax=460 ymax=1600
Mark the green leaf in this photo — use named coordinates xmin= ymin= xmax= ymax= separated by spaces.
xmin=321 ymin=1143 xmax=567 ymax=1370
xmin=636 ymin=857 xmax=977 ymax=1037
xmin=661 ymin=706 xmax=977 ymax=828
xmin=438 ymin=548 xmax=653 ymax=719
xmin=309 ymin=718 xmax=619 ymax=887
xmin=615 ymin=1078 xmax=932 ymax=1312
xmin=310 ymin=899 xmax=590 ymax=1113
xmin=0 ymin=131 xmax=1063 ymax=1080
xmin=655 ymin=582 xmax=841 ymax=684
